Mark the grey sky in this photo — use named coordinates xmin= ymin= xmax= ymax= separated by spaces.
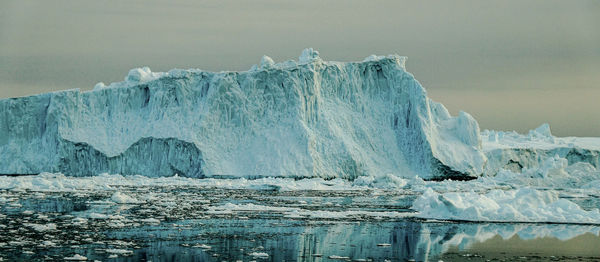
xmin=1 ymin=0 xmax=599 ymax=136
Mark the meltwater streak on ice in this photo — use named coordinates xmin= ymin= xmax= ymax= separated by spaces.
xmin=0 ymin=48 xmax=485 ymax=180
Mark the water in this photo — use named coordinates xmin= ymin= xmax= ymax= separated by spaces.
xmin=1 ymin=186 xmax=599 ymax=261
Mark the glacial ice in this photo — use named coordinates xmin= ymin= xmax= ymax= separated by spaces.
xmin=482 ymin=124 xmax=600 ymax=176
xmin=0 ymin=48 xmax=486 ymax=179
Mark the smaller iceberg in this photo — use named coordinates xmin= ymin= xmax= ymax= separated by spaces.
xmin=412 ymin=187 xmax=600 ymax=224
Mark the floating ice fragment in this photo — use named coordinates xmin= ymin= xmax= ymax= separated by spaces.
xmin=352 ymin=174 xmax=408 ymax=189
xmin=193 ymin=244 xmax=211 ymax=249
xmin=111 ymin=191 xmax=141 ymax=204
xmin=412 ymin=187 xmax=600 ymax=224
xmin=27 ymin=223 xmax=57 ymax=232
xmin=328 ymin=255 xmax=350 ymax=260
xmin=72 ymin=217 xmax=87 ymax=225
xmin=105 ymin=248 xmax=134 ymax=255
xmin=140 ymin=218 xmax=161 ymax=224
xmin=64 ymin=254 xmax=87 ymax=261
xmin=249 ymin=252 xmax=269 ymax=258
xmin=87 ymin=213 xmax=109 ymax=219
xmin=41 ymin=240 xmax=56 ymax=247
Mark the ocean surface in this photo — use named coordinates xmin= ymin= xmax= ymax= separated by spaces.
xmin=1 ymin=177 xmax=599 ymax=262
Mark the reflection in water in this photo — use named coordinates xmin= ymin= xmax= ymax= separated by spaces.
xmin=100 ymin=220 xmax=600 ymax=262
xmin=416 ymin=223 xmax=600 ymax=261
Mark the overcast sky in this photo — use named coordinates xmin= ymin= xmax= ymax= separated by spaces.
xmin=1 ymin=0 xmax=599 ymax=136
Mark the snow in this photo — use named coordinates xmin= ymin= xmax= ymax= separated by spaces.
xmin=412 ymin=187 xmax=600 ymax=224
xmin=0 ymin=48 xmax=484 ymax=180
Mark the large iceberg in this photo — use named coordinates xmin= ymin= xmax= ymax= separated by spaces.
xmin=0 ymin=49 xmax=486 ymax=179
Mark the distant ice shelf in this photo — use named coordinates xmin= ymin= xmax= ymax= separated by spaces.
xmin=482 ymin=123 xmax=600 ymax=176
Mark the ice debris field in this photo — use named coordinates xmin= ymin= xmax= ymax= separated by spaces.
xmin=1 ymin=49 xmax=600 ymax=260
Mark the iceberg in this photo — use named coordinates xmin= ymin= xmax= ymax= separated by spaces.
xmin=412 ymin=187 xmax=600 ymax=224
xmin=482 ymin=124 xmax=600 ymax=176
xmin=0 ymin=49 xmax=485 ymax=179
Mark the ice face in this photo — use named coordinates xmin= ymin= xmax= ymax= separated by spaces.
xmin=0 ymin=49 xmax=485 ymax=179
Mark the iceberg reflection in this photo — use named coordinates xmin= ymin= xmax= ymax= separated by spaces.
xmin=103 ymin=220 xmax=600 ymax=261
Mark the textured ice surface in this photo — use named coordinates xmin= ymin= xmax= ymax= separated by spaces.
xmin=0 ymin=49 xmax=485 ymax=179
xmin=412 ymin=187 xmax=600 ymax=224
xmin=2 ymin=163 xmax=599 ymax=224
xmin=482 ymin=124 xmax=600 ymax=176
xmin=0 ymin=172 xmax=363 ymax=192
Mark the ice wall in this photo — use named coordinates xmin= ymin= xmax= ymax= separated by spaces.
xmin=0 ymin=49 xmax=486 ymax=179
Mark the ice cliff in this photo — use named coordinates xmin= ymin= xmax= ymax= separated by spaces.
xmin=0 ymin=48 xmax=486 ymax=179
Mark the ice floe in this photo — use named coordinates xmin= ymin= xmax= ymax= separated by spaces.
xmin=412 ymin=187 xmax=600 ymax=224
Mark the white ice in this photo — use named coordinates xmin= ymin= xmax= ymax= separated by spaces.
xmin=412 ymin=187 xmax=600 ymax=224
xmin=0 ymin=48 xmax=485 ymax=180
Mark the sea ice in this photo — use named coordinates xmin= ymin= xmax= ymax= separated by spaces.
xmin=63 ymin=254 xmax=87 ymax=261
xmin=110 ymin=191 xmax=141 ymax=204
xmin=412 ymin=187 xmax=600 ymax=224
